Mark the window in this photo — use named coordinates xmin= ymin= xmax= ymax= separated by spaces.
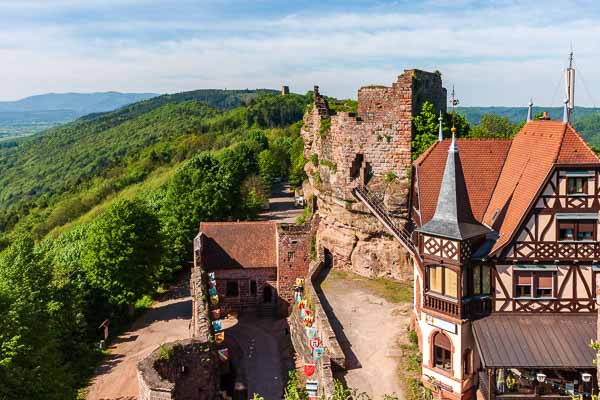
xmin=287 ymin=251 xmax=295 ymax=262
xmin=558 ymin=220 xmax=596 ymax=241
xmin=226 ymin=280 xmax=239 ymax=297
xmin=433 ymin=333 xmax=452 ymax=371
xmin=515 ymin=272 xmax=532 ymax=297
xmin=250 ymin=280 xmax=257 ymax=297
xmin=515 ymin=271 xmax=555 ymax=298
xmin=427 ymin=265 xmax=458 ymax=298
xmin=536 ymin=273 xmax=553 ymax=298
xmin=567 ymin=177 xmax=586 ymax=195
xmin=463 ymin=265 xmax=492 ymax=297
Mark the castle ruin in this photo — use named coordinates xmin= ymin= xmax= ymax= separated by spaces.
xmin=301 ymin=69 xmax=446 ymax=279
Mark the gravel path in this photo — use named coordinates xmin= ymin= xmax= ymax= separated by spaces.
xmin=321 ymin=272 xmax=411 ymax=399
xmin=85 ymin=278 xmax=192 ymax=400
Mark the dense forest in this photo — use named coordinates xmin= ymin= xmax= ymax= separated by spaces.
xmin=0 ymin=89 xmax=308 ymax=399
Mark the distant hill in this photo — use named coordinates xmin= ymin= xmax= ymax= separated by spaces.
xmin=0 ymin=92 xmax=159 ymax=141
xmin=0 ymin=92 xmax=159 ymax=114
xmin=457 ymin=106 xmax=600 ymax=125
xmin=458 ymin=106 xmax=600 ymax=148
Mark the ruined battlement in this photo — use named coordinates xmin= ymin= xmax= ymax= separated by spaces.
xmin=301 ymin=69 xmax=446 ymax=279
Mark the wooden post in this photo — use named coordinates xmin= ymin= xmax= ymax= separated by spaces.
xmin=488 ymin=368 xmax=495 ymax=400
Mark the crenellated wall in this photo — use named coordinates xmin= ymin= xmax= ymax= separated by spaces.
xmin=301 ymin=69 xmax=446 ymax=279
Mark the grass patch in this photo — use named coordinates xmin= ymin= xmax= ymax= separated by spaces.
xmin=135 ymin=294 xmax=154 ymax=312
xmin=325 ymin=270 xmax=412 ymax=304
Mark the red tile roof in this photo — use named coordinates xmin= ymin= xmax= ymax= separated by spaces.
xmin=414 ymin=138 xmax=511 ymax=226
xmin=414 ymin=121 xmax=600 ymax=257
xmin=557 ymin=124 xmax=600 ymax=164
xmin=200 ymin=222 xmax=277 ymax=270
xmin=484 ymin=121 xmax=600 ymax=254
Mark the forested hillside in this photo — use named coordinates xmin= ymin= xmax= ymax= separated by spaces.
xmin=458 ymin=106 xmax=600 ymax=147
xmin=0 ymin=89 xmax=309 ymax=399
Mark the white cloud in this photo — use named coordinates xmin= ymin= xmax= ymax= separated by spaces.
xmin=1 ymin=0 xmax=599 ymax=106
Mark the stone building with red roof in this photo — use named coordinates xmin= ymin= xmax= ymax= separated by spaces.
xmin=411 ymin=108 xmax=600 ymax=400
xmin=192 ymin=221 xmax=311 ymax=318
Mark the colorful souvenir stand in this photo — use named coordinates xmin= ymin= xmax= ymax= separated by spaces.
xmin=207 ymin=272 xmax=228 ymax=362
xmin=294 ymin=278 xmax=326 ymax=390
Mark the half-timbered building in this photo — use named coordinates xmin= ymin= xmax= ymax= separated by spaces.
xmin=411 ymin=107 xmax=600 ymax=400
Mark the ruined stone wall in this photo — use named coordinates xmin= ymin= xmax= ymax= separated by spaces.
xmin=191 ymin=234 xmax=212 ymax=339
xmin=137 ymin=339 xmax=218 ymax=400
xmin=301 ymin=69 xmax=446 ymax=279
xmin=276 ymin=223 xmax=312 ymax=315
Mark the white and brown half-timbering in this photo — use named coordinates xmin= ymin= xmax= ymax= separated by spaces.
xmin=192 ymin=221 xmax=311 ymax=317
xmin=411 ymin=112 xmax=600 ymax=400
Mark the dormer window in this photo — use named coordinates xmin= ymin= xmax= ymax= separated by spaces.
xmin=567 ymin=177 xmax=586 ymax=195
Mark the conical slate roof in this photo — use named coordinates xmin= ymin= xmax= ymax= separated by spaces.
xmin=418 ymin=134 xmax=490 ymax=240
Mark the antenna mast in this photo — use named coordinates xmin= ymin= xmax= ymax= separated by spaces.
xmin=565 ymin=49 xmax=575 ymax=122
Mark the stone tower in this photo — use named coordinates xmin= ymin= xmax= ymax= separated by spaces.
xmin=301 ymin=69 xmax=446 ymax=279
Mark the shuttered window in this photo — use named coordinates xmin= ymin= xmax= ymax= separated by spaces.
xmin=427 ymin=265 xmax=457 ymax=299
xmin=559 ymin=220 xmax=596 ymax=241
xmin=515 ymin=271 xmax=555 ymax=298
xmin=515 ymin=272 xmax=532 ymax=297
xmin=445 ymin=269 xmax=458 ymax=298
xmin=536 ymin=273 xmax=553 ymax=298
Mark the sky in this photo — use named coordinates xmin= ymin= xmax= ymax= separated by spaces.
xmin=1 ymin=0 xmax=600 ymax=106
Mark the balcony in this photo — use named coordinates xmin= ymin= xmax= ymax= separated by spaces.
xmin=423 ymin=293 xmax=492 ymax=320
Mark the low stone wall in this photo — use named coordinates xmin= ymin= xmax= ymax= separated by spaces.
xmin=290 ymin=259 xmax=345 ymax=397
xmin=137 ymin=339 xmax=218 ymax=400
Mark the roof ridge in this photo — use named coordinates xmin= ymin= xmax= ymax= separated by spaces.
xmin=552 ymin=123 xmax=570 ymax=164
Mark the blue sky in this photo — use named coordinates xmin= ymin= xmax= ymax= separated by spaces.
xmin=1 ymin=0 xmax=600 ymax=106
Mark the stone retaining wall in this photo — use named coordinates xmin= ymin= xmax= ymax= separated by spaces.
xmin=290 ymin=257 xmax=345 ymax=397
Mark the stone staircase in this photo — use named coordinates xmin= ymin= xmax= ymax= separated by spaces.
xmin=353 ymin=185 xmax=418 ymax=258
xmin=256 ymin=303 xmax=276 ymax=319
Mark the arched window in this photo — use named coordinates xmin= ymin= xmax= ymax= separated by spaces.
xmin=433 ymin=332 xmax=452 ymax=371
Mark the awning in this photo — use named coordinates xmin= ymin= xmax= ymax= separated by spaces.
xmin=513 ymin=264 xmax=558 ymax=272
xmin=555 ymin=213 xmax=598 ymax=220
xmin=560 ymin=170 xmax=595 ymax=177
xmin=472 ymin=314 xmax=596 ymax=369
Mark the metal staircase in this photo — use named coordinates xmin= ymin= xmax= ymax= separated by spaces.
xmin=353 ymin=185 xmax=418 ymax=258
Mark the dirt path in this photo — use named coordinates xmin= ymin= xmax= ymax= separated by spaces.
xmin=259 ymin=181 xmax=302 ymax=223
xmin=321 ymin=271 xmax=411 ymax=399
xmin=85 ymin=277 xmax=192 ymax=400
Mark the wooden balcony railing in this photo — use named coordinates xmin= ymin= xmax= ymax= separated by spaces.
xmin=511 ymin=241 xmax=599 ymax=260
xmin=423 ymin=293 xmax=492 ymax=320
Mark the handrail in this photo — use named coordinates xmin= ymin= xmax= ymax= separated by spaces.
xmin=353 ymin=185 xmax=417 ymax=257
